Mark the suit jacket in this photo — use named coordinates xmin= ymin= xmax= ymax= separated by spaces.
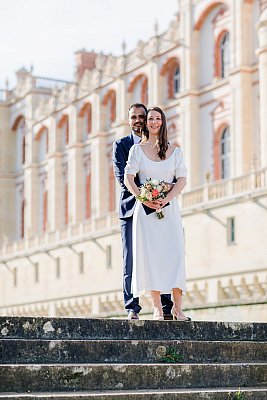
xmin=112 ymin=132 xmax=140 ymax=219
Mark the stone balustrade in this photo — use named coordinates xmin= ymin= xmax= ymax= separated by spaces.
xmin=181 ymin=167 xmax=267 ymax=211
xmin=1 ymin=168 xmax=267 ymax=259
xmin=0 ymin=270 xmax=266 ymax=318
xmin=32 ymin=76 xmax=75 ymax=90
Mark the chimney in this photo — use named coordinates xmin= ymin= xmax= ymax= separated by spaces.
xmin=75 ymin=49 xmax=97 ymax=80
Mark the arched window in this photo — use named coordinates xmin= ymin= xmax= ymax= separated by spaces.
xmin=160 ymin=58 xmax=180 ymax=100
xmin=128 ymin=74 xmax=148 ymax=105
xmin=36 ymin=127 xmax=49 ymax=162
xmin=102 ymin=90 xmax=116 ymax=130
xmin=79 ymin=103 xmax=92 ymax=140
xmin=58 ymin=115 xmax=69 ymax=149
xmin=215 ymin=31 xmax=230 ymax=79
xmin=220 ymin=127 xmax=230 ymax=179
xmin=220 ymin=32 xmax=230 ymax=78
xmin=173 ymin=66 xmax=180 ymax=96
xmin=12 ymin=116 xmax=26 ymax=169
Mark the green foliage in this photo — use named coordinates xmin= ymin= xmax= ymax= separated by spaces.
xmin=228 ymin=389 xmax=246 ymax=400
xmin=161 ymin=347 xmax=184 ymax=363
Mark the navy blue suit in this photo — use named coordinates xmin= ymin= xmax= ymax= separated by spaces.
xmin=113 ymin=133 xmax=173 ymax=314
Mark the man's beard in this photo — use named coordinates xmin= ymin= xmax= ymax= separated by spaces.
xmin=133 ymin=125 xmax=142 ymax=133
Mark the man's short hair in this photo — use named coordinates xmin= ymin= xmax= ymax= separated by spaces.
xmin=128 ymin=103 xmax=147 ymax=115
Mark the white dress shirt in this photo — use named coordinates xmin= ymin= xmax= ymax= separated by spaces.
xmin=132 ymin=132 xmax=142 ymax=144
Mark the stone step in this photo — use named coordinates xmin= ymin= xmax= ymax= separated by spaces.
xmin=0 ymin=388 xmax=267 ymax=399
xmin=0 ymin=317 xmax=266 ymax=341
xmin=0 ymin=363 xmax=266 ymax=392
xmin=1 ymin=339 xmax=266 ymax=364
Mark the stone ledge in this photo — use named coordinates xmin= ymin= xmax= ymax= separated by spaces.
xmin=0 ymin=387 xmax=267 ymax=399
xmin=0 ymin=317 xmax=266 ymax=341
xmin=0 ymin=364 xmax=266 ymax=392
xmin=0 ymin=339 xmax=266 ymax=364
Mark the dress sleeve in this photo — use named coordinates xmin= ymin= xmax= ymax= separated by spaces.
xmin=125 ymin=144 xmax=140 ymax=176
xmin=174 ymin=147 xmax=187 ymax=178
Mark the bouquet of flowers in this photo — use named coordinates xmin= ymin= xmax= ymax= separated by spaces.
xmin=136 ymin=178 xmax=171 ymax=219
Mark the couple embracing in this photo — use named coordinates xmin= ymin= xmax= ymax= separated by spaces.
xmin=113 ymin=103 xmax=190 ymax=321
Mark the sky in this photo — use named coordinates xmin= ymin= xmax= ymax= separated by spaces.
xmin=0 ymin=0 xmax=178 ymax=88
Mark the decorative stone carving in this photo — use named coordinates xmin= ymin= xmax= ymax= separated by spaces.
xmin=95 ymin=52 xmax=107 ymax=71
xmin=103 ymin=55 xmax=118 ymax=77
xmin=136 ymin=40 xmax=146 ymax=60
xmin=14 ymin=68 xmax=32 ymax=98
xmin=79 ymin=69 xmax=94 ymax=96
xmin=34 ymin=97 xmax=50 ymax=121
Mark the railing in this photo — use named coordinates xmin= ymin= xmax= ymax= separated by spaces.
xmin=0 ymin=212 xmax=120 ymax=259
xmin=32 ymin=76 xmax=75 ymax=90
xmin=1 ymin=168 xmax=267 ymax=258
xmin=181 ymin=167 xmax=267 ymax=210
xmin=1 ymin=269 xmax=266 ymax=318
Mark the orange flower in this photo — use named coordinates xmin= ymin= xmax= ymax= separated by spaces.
xmin=152 ymin=189 xmax=159 ymax=198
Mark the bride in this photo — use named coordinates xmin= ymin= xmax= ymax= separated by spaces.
xmin=124 ymin=106 xmax=190 ymax=321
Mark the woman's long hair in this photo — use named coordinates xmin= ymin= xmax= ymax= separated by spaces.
xmin=141 ymin=106 xmax=168 ymax=160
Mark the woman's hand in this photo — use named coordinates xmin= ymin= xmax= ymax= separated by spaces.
xmin=143 ymin=200 xmax=162 ymax=210
xmin=158 ymin=194 xmax=172 ymax=208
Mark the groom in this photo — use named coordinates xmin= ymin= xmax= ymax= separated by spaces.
xmin=112 ymin=103 xmax=173 ymax=320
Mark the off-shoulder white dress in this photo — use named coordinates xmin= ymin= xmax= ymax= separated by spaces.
xmin=125 ymin=144 xmax=187 ymax=297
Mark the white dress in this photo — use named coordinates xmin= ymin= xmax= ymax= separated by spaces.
xmin=125 ymin=144 xmax=187 ymax=297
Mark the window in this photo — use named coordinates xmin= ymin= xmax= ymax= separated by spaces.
xmin=173 ymin=66 xmax=180 ymax=95
xmin=79 ymin=103 xmax=92 ymax=140
xmin=221 ymin=127 xmax=230 ymax=179
xmin=79 ymin=252 xmax=84 ymax=274
xmin=21 ymin=199 xmax=25 ymax=239
xmin=38 ymin=128 xmax=49 ymax=162
xmin=43 ymin=190 xmax=48 ymax=232
xmin=128 ymin=75 xmax=148 ymax=105
xmin=85 ymin=173 xmax=91 ymax=219
xmin=64 ymin=182 xmax=68 ymax=225
xmin=107 ymin=145 xmax=115 ymax=213
xmin=34 ymin=263 xmax=39 ymax=283
xmin=58 ymin=115 xmax=69 ymax=149
xmin=102 ymin=90 xmax=116 ymax=130
xmin=56 ymin=258 xmax=61 ymax=278
xmin=161 ymin=58 xmax=180 ymax=100
xmin=220 ymin=32 xmax=230 ymax=78
xmin=227 ymin=217 xmax=235 ymax=244
xmin=13 ymin=268 xmax=17 ymax=287
xmin=106 ymin=245 xmax=112 ymax=269
xmin=62 ymin=164 xmax=68 ymax=226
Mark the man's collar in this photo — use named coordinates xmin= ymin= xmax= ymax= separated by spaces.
xmin=131 ymin=131 xmax=142 ymax=144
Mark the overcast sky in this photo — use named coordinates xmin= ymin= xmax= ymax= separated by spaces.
xmin=0 ymin=0 xmax=178 ymax=88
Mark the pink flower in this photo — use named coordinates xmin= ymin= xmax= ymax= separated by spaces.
xmin=152 ymin=189 xmax=159 ymax=198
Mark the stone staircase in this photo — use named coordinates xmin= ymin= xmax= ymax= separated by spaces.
xmin=0 ymin=317 xmax=266 ymax=399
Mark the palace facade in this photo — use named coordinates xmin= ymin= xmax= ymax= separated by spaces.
xmin=0 ymin=0 xmax=267 ymax=321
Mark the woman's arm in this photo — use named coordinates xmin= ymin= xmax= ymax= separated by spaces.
xmin=124 ymin=174 xmax=161 ymax=210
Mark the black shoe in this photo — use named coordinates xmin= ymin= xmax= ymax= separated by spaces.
xmin=163 ymin=313 xmax=173 ymax=321
xmin=127 ymin=311 xmax=139 ymax=320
